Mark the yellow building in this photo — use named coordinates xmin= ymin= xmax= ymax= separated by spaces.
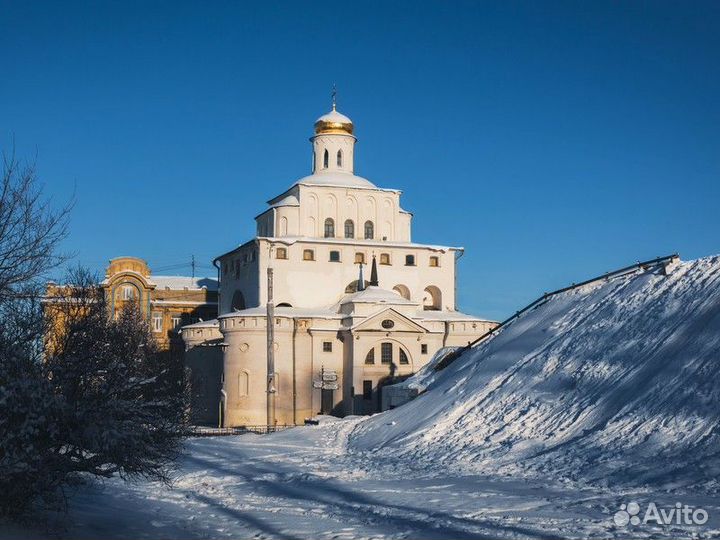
xmin=100 ymin=256 xmax=218 ymax=352
xmin=46 ymin=256 xmax=218 ymax=355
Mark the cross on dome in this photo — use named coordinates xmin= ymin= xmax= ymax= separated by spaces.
xmin=314 ymin=85 xmax=354 ymax=135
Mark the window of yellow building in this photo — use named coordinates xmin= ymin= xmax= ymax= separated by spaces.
xmin=152 ymin=313 xmax=163 ymax=333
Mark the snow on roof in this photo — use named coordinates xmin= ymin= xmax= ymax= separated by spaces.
xmin=417 ymin=310 xmax=494 ymax=322
xmin=295 ymin=171 xmax=377 ymax=189
xmin=315 ymin=109 xmax=352 ymax=125
xmin=218 ymin=305 xmax=341 ymax=320
xmin=151 ymin=275 xmax=219 ymax=291
xmin=181 ymin=319 xmax=219 ymax=329
xmin=269 ymin=193 xmax=300 ymax=209
xmin=258 ymin=236 xmax=461 ymax=252
xmin=341 ymin=286 xmax=416 ymax=305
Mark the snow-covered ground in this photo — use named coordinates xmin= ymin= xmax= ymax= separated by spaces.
xmin=9 ymin=420 xmax=719 ymax=539
xmin=3 ymin=256 xmax=720 ymax=539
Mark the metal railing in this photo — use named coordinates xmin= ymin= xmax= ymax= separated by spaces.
xmin=434 ymin=253 xmax=679 ymax=372
xmin=187 ymin=424 xmax=294 ymax=437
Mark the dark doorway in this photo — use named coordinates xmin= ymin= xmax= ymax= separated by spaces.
xmin=321 ymin=389 xmax=334 ymax=414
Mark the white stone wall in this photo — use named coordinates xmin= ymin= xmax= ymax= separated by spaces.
xmin=255 ymin=237 xmax=457 ymax=310
xmin=296 ymin=185 xmax=409 ymax=242
xmin=217 ymin=242 xmax=260 ymax=314
xmin=312 ymin=133 xmax=355 ymax=174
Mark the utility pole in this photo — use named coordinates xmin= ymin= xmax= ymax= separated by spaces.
xmin=266 ymin=263 xmax=276 ymax=431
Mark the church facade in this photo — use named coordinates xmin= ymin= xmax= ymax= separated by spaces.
xmin=182 ymin=102 xmax=496 ymax=427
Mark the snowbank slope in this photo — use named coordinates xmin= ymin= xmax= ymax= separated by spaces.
xmin=350 ymin=256 xmax=720 ymax=490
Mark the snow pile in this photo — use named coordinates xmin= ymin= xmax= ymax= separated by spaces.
xmin=351 ymin=256 xmax=720 ymax=491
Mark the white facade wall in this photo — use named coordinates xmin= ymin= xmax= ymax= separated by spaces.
xmin=186 ymin=105 xmax=497 ymax=427
xmin=254 ymin=238 xmax=457 ymax=311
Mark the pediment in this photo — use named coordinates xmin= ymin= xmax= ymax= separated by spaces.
xmin=351 ymin=307 xmax=426 ymax=334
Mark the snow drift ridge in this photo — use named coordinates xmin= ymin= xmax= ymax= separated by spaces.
xmin=350 ymin=256 xmax=720 ymax=491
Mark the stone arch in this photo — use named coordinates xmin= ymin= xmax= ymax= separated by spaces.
xmin=383 ymin=220 xmax=393 ymax=240
xmin=393 ymin=284 xmax=411 ymax=300
xmin=114 ymin=280 xmax=142 ymax=303
xmin=366 ymin=339 xmax=414 ymax=371
xmin=365 ymin=196 xmax=377 ymax=226
xmin=325 ymin=193 xmax=338 ymax=223
xmin=345 ymin=195 xmax=359 ymax=225
xmin=307 ymin=193 xmax=319 ymax=236
xmin=308 ymin=216 xmax=316 ymax=237
xmin=231 ymin=290 xmax=246 ymax=311
xmin=423 ymin=285 xmax=442 ymax=311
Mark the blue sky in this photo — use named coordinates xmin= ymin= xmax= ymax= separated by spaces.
xmin=1 ymin=1 xmax=718 ymax=320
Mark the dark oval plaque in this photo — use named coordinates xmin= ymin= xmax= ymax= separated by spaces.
xmin=381 ymin=319 xmax=395 ymax=329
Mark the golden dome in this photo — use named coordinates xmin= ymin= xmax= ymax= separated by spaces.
xmin=314 ymin=106 xmax=354 ymax=135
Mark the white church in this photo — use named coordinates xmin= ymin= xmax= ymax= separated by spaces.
xmin=182 ymin=100 xmax=496 ymax=427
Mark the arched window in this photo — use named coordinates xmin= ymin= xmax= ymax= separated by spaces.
xmin=423 ymin=286 xmax=442 ymax=311
xmin=324 ymin=218 xmax=335 ymax=238
xmin=337 ymin=149 xmax=343 ymax=167
xmin=365 ymin=348 xmax=375 ymax=364
xmin=277 ymin=302 xmax=293 ymax=307
xmin=344 ymin=219 xmax=354 ymax=238
xmin=323 ymin=149 xmax=329 ymax=169
xmin=364 ymin=220 xmax=374 ymax=239
xmin=399 ymin=349 xmax=409 ymax=365
xmin=231 ymin=290 xmax=246 ymax=311
xmin=120 ymin=284 xmax=136 ymax=301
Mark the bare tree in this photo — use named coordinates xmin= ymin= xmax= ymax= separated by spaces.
xmin=0 ymin=151 xmax=71 ymax=300
xmin=0 ymin=152 xmax=187 ymax=520
xmin=43 ymin=269 xmax=189 ymax=482
xmin=1 ymin=267 xmax=189 ymax=519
